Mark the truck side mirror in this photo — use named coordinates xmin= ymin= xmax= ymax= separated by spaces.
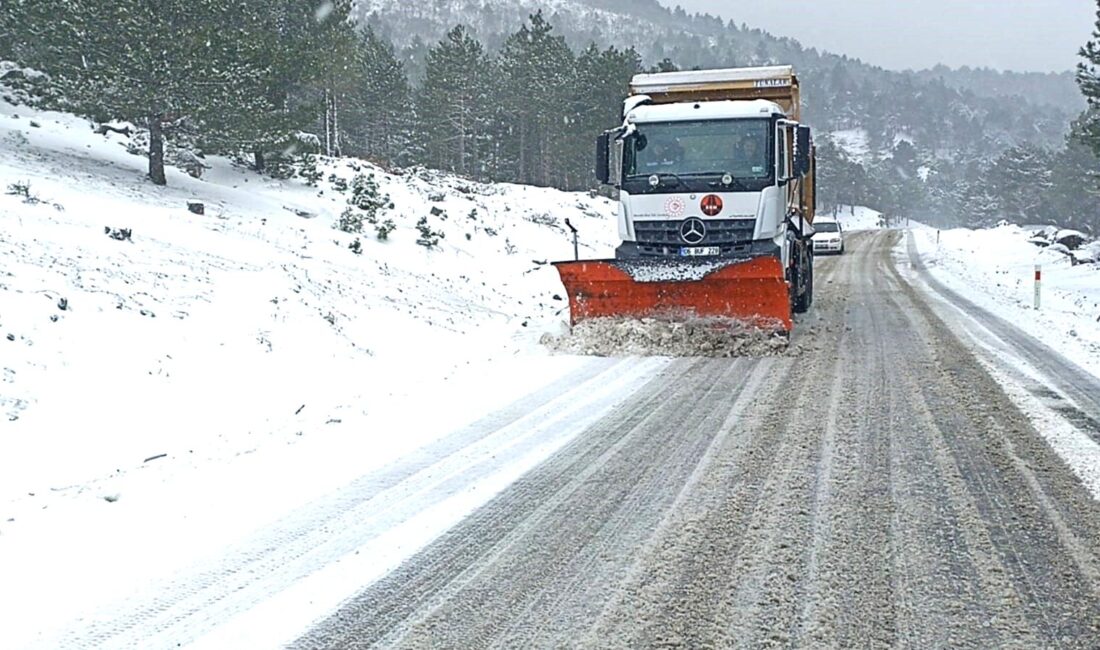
xmin=795 ymin=126 xmax=812 ymax=177
xmin=595 ymin=132 xmax=611 ymax=184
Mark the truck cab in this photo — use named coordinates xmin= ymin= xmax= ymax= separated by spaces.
xmin=595 ymin=66 xmax=816 ymax=313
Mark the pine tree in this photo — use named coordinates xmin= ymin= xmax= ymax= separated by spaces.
xmin=0 ymin=2 xmax=16 ymax=61
xmin=352 ymin=25 xmax=413 ymax=165
xmin=497 ymin=12 xmax=575 ymax=187
xmin=988 ymin=144 xmax=1053 ymax=224
xmin=416 ymin=26 xmax=493 ymax=177
xmin=569 ymin=45 xmax=641 ymax=188
xmin=313 ymin=4 xmax=363 ymax=158
xmin=814 ymin=137 xmax=870 ymax=214
xmin=25 ymin=0 xmax=271 ymax=185
xmin=1045 ymin=140 xmax=1100 ymax=233
xmin=234 ymin=0 xmax=343 ymax=170
xmin=649 ymin=58 xmax=679 ymax=74
xmin=1077 ymin=1 xmax=1100 ymax=157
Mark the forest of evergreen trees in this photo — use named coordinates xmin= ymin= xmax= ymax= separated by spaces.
xmin=0 ymin=1 xmax=639 ymax=191
xmin=2 ymin=0 xmax=1099 ymax=231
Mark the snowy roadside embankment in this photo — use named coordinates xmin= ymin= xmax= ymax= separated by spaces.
xmin=907 ymin=223 xmax=1100 ymax=379
xmin=0 ymin=96 xmax=627 ymax=645
xmin=828 ymin=204 xmax=886 ymax=231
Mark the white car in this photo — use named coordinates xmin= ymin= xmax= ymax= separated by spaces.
xmin=812 ymin=219 xmax=844 ymax=255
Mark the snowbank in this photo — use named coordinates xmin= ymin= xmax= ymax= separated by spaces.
xmin=908 ymin=223 xmax=1100 ymax=379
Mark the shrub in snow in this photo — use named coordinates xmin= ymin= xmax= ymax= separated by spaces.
xmin=348 ymin=238 xmax=362 ymax=255
xmin=329 ymin=175 xmax=348 ymax=193
xmin=247 ymin=132 xmax=321 ymax=180
xmin=5 ymin=181 xmax=38 ymax=203
xmin=416 ymin=217 xmax=444 ymax=248
xmin=375 ymin=219 xmax=396 ymax=241
xmin=104 ymin=227 xmax=132 ymax=242
xmin=299 ymin=155 xmax=323 ymax=187
xmin=349 ymin=173 xmax=392 ymax=215
xmin=5 ymin=130 xmax=29 ymax=148
xmin=525 ymin=212 xmax=557 ymax=228
xmin=337 ymin=207 xmax=363 ymax=234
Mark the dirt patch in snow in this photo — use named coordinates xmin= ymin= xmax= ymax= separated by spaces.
xmin=541 ymin=316 xmax=790 ymax=358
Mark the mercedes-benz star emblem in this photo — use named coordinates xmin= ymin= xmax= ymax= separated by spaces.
xmin=680 ymin=218 xmax=706 ymax=245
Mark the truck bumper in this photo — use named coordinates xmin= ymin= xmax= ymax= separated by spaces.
xmin=615 ymin=239 xmax=782 ymax=260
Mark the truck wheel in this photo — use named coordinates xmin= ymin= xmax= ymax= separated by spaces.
xmin=806 ymin=252 xmax=814 ymax=308
xmin=793 ymin=246 xmax=813 ymax=313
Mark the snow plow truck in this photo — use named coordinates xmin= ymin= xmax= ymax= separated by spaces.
xmin=554 ymin=65 xmax=817 ymax=333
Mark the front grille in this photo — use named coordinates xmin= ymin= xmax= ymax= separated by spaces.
xmin=634 ymin=219 xmax=756 ymax=246
xmin=633 ymin=219 xmax=758 ymax=257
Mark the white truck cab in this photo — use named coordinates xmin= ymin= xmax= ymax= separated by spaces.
xmin=594 ymin=66 xmax=818 ymax=313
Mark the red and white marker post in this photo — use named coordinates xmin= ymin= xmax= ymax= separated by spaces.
xmin=1034 ymin=264 xmax=1042 ymax=310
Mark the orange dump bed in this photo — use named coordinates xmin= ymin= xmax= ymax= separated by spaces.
xmin=553 ymin=256 xmax=792 ymax=332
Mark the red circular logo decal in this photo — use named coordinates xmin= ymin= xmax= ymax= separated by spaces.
xmin=701 ymin=195 xmax=723 ymax=217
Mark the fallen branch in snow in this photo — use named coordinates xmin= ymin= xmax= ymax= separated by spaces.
xmin=94 ymin=124 xmax=132 ymax=138
xmin=295 ymin=404 xmax=305 ymax=415
xmin=6 ymin=180 xmax=40 ymax=204
xmin=283 ymin=205 xmax=317 ymax=219
xmin=143 ymin=453 xmax=167 ymax=463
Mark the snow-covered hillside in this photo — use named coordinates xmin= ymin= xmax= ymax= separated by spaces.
xmin=0 ymin=97 xmax=623 ymax=645
xmin=907 ymin=224 xmax=1100 ymax=378
xmin=829 ymin=129 xmax=872 ymax=164
xmin=354 ymin=0 xmax=660 ymax=48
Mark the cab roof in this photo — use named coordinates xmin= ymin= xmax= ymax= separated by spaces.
xmin=625 ymin=99 xmax=784 ymax=124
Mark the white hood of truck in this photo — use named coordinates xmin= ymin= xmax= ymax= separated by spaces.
xmin=622 ymin=191 xmax=760 ymax=222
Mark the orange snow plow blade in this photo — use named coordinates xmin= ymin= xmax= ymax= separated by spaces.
xmin=553 ymin=256 xmax=792 ymax=332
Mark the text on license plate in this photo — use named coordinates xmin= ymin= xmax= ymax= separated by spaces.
xmin=680 ymin=246 xmax=721 ymax=257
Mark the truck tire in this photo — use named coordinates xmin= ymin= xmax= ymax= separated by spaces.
xmin=793 ymin=245 xmax=813 ymax=314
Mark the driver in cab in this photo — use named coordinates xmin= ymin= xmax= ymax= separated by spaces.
xmin=733 ymin=136 xmax=766 ymax=176
xmin=642 ymin=137 xmax=684 ymax=173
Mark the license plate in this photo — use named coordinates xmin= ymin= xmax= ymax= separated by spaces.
xmin=680 ymin=246 xmax=720 ymax=257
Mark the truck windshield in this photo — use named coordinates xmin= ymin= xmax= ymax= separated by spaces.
xmin=624 ymin=118 xmax=772 ymax=186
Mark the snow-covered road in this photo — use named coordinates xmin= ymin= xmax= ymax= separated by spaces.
xmin=26 ymin=357 xmax=665 ymax=649
xmin=293 ymin=231 xmax=1100 ymax=648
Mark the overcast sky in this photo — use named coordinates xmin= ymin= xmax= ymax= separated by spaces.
xmin=658 ymin=0 xmax=1096 ymax=73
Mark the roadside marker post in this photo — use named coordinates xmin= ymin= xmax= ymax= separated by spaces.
xmin=1034 ymin=264 xmax=1041 ymax=310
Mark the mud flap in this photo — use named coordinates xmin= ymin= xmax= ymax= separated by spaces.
xmin=553 ymin=256 xmax=793 ymax=332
